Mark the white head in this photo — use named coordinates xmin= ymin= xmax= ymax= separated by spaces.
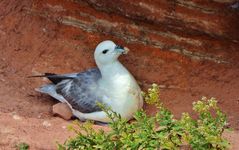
xmin=94 ymin=40 xmax=126 ymax=67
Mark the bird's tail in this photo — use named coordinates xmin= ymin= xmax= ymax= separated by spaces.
xmin=35 ymin=84 xmax=55 ymax=94
xmin=36 ymin=84 xmax=66 ymax=103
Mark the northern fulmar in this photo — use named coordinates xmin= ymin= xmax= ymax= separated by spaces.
xmin=32 ymin=40 xmax=143 ymax=123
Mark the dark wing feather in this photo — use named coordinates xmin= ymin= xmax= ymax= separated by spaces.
xmin=29 ymin=73 xmax=77 ymax=84
xmin=56 ymin=68 xmax=103 ymax=113
xmin=46 ymin=73 xmax=75 ymax=84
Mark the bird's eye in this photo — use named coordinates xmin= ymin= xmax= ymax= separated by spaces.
xmin=102 ymin=49 xmax=109 ymax=54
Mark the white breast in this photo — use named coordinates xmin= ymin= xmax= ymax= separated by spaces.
xmin=98 ymin=62 xmax=143 ymax=120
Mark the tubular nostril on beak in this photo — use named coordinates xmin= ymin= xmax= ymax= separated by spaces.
xmin=115 ymin=45 xmax=125 ymax=54
xmin=115 ymin=45 xmax=124 ymax=50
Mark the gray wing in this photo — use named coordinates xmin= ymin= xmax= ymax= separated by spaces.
xmin=55 ymin=68 xmax=103 ymax=113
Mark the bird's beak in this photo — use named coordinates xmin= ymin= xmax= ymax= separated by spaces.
xmin=115 ymin=45 xmax=129 ymax=54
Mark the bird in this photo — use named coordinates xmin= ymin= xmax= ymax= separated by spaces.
xmin=31 ymin=40 xmax=143 ymax=123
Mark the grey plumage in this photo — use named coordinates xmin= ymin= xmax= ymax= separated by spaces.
xmin=37 ymin=68 xmax=103 ymax=113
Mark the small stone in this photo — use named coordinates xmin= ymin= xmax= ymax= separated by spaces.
xmin=37 ymin=113 xmax=43 ymax=119
xmin=52 ymin=103 xmax=73 ymax=120
xmin=13 ymin=114 xmax=21 ymax=120
xmin=42 ymin=121 xmax=51 ymax=127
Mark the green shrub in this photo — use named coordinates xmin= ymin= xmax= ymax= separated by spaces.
xmin=16 ymin=142 xmax=29 ymax=150
xmin=58 ymin=84 xmax=230 ymax=150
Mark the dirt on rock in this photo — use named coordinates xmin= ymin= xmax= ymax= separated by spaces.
xmin=0 ymin=0 xmax=239 ymax=149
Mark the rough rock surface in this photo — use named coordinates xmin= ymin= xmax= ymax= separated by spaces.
xmin=23 ymin=0 xmax=239 ymax=64
xmin=52 ymin=103 xmax=73 ymax=120
xmin=84 ymin=0 xmax=239 ymax=40
xmin=0 ymin=0 xmax=239 ymax=149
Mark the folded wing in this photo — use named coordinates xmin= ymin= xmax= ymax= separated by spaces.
xmin=55 ymin=68 xmax=103 ymax=113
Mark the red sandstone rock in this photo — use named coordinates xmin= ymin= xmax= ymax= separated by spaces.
xmin=22 ymin=0 xmax=238 ymax=64
xmin=52 ymin=103 xmax=73 ymax=120
xmin=84 ymin=0 xmax=239 ymax=40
